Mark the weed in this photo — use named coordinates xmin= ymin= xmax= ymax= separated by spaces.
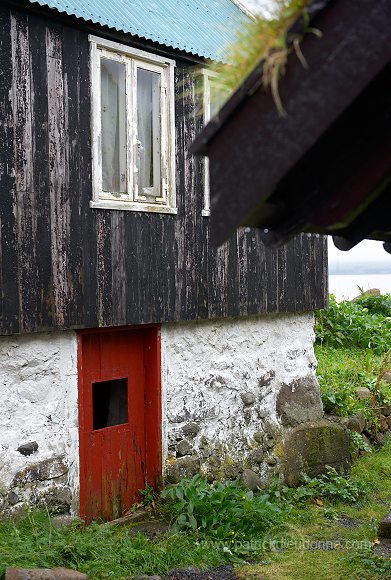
xmin=160 ymin=475 xmax=289 ymax=540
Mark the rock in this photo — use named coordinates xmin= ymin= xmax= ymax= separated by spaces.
xmin=165 ymin=456 xmax=200 ymax=484
xmin=17 ymin=442 xmax=38 ymax=456
xmin=378 ymin=513 xmax=391 ymax=539
xmin=8 ymin=491 xmax=20 ymax=506
xmin=258 ymin=370 xmax=275 ymax=389
xmin=265 ymin=456 xmax=277 ymax=466
xmin=383 ymin=371 xmax=391 ymax=385
xmin=241 ymin=469 xmax=261 ymax=491
xmin=128 ymin=520 xmax=169 ymax=540
xmin=276 ymin=376 xmax=323 ymax=427
xmin=37 ymin=486 xmax=72 ymax=513
xmin=240 ymin=391 xmax=256 ymax=406
xmin=182 ymin=422 xmax=200 ymax=438
xmin=380 ymin=418 xmax=389 ymax=432
xmin=253 ymin=431 xmax=264 ymax=445
xmin=133 ymin=576 xmax=162 ymax=580
xmin=347 ymin=413 xmax=366 ymax=433
xmin=356 ymin=387 xmax=371 ymax=400
xmin=37 ymin=456 xmax=68 ymax=480
xmin=5 ymin=569 xmax=87 ymax=579
xmin=352 ymin=288 xmax=380 ymax=301
xmin=282 ymin=419 xmax=350 ymax=487
xmin=176 ymin=440 xmax=193 ymax=457
xmin=224 ymin=463 xmax=242 ymax=480
xmin=375 ymin=432 xmax=386 ymax=445
xmin=381 ymin=404 xmax=391 ymax=416
xmin=51 ymin=514 xmax=75 ymax=529
xmin=247 ymin=448 xmax=264 ymax=464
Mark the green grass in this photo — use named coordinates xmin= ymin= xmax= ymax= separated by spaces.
xmin=0 ymin=514 xmax=229 ymax=578
xmin=315 ymin=344 xmax=391 ymax=418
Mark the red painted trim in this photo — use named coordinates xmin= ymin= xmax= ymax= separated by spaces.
xmin=77 ymin=323 xmax=160 ymax=335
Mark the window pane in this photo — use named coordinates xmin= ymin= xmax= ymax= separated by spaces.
xmin=101 ymin=58 xmax=126 ymax=193
xmin=137 ymin=68 xmax=161 ymax=193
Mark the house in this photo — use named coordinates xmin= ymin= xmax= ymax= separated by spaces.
xmin=191 ymin=0 xmax=391 ymax=253
xmin=0 ymin=0 xmax=327 ymax=522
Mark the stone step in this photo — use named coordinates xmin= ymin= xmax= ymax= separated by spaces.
xmin=5 ymin=568 xmax=87 ymax=580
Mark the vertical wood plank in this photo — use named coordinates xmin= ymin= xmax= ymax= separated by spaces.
xmin=29 ymin=14 xmax=53 ymax=329
xmin=46 ymin=24 xmax=69 ymax=327
xmin=62 ymin=26 xmax=84 ymax=326
xmin=0 ymin=7 xmax=19 ymax=334
xmin=11 ymin=11 xmax=39 ymax=332
xmin=111 ymin=212 xmax=126 ymax=326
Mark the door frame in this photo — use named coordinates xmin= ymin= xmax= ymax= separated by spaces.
xmin=77 ymin=324 xmax=161 ymax=521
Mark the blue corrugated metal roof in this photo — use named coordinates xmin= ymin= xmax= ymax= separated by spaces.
xmin=27 ymin=0 xmax=248 ymax=60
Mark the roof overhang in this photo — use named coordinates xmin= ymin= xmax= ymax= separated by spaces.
xmin=190 ymin=0 xmax=391 ymax=253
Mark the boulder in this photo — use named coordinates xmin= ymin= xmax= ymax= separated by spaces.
xmin=276 ymin=376 xmax=323 ymax=427
xmin=383 ymin=371 xmax=391 ymax=385
xmin=182 ymin=422 xmax=201 ymax=438
xmin=282 ymin=419 xmax=350 ymax=486
xmin=356 ymin=387 xmax=371 ymax=400
xmin=241 ymin=469 xmax=261 ymax=492
xmin=347 ymin=413 xmax=366 ymax=433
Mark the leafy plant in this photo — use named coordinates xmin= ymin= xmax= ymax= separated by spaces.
xmin=160 ymin=475 xmax=289 ymax=540
xmin=139 ymin=483 xmax=158 ymax=509
xmin=349 ymin=430 xmax=372 ymax=453
xmin=315 ymin=295 xmax=391 ymax=354
xmin=287 ymin=467 xmax=367 ymax=504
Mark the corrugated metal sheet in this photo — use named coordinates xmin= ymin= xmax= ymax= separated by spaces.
xmin=27 ymin=0 xmax=248 ymax=60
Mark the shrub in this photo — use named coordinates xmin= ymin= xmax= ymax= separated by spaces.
xmin=315 ymin=295 xmax=391 ymax=354
xmin=285 ymin=467 xmax=368 ymax=504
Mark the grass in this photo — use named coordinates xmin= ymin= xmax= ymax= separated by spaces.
xmin=314 ymin=344 xmax=391 ymax=418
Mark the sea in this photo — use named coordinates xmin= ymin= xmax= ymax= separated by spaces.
xmin=328 ymin=274 xmax=391 ymax=301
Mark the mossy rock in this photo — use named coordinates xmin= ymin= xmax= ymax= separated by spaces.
xmin=282 ymin=419 xmax=350 ymax=486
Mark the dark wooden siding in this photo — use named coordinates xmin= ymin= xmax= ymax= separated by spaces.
xmin=0 ymin=6 xmax=327 ymax=336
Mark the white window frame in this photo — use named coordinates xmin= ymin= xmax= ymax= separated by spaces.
xmin=89 ymin=35 xmax=177 ymax=214
xmin=202 ymin=69 xmax=219 ymax=217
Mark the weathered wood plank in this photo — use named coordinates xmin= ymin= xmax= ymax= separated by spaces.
xmin=29 ymin=13 xmax=53 ymax=330
xmin=0 ymin=7 xmax=19 ymax=333
xmin=11 ymin=11 xmax=39 ymax=332
xmin=62 ymin=26 xmax=84 ymax=326
xmin=47 ymin=24 xmax=69 ymax=327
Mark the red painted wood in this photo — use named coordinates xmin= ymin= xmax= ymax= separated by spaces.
xmin=78 ymin=326 xmax=161 ymax=523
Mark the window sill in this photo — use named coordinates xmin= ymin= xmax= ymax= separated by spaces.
xmin=90 ymin=200 xmax=178 ymax=214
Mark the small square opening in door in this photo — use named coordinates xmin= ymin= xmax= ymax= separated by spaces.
xmin=92 ymin=378 xmax=128 ymax=430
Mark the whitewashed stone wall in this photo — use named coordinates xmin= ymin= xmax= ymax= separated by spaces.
xmin=0 ymin=331 xmax=79 ymax=515
xmin=161 ymin=313 xmax=323 ymax=487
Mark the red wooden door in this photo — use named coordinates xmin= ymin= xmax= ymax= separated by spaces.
xmin=78 ymin=327 xmax=161 ymax=523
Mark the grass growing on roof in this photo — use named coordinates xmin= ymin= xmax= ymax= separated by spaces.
xmin=209 ymin=0 xmax=316 ymax=114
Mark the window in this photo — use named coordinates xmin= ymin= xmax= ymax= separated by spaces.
xmin=89 ymin=36 xmax=176 ymax=213
xmin=202 ymin=70 xmax=226 ymax=216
